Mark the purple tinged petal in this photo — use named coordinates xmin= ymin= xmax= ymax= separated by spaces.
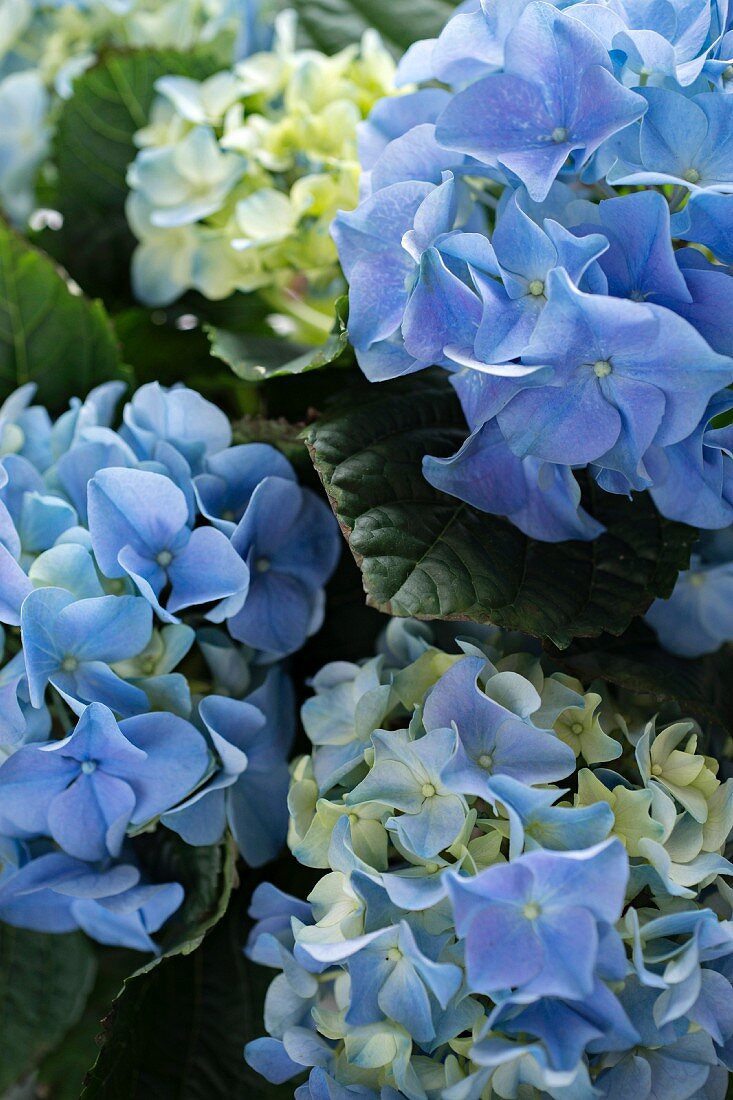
xmin=461 ymin=896 xmax=544 ymax=993
xmin=499 ymin=374 xmax=620 ymax=465
xmin=528 ymin=907 xmax=598 ymax=998
xmin=423 ymin=423 xmax=530 ymax=521
xmin=402 ymin=248 xmax=482 ymax=364
xmin=528 ymin=839 xmax=628 ymax=923
xmin=590 ymin=190 xmax=691 ymax=305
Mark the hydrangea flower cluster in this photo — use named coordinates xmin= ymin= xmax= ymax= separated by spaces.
xmin=246 ymin=618 xmax=733 ymax=1098
xmin=0 ymin=0 xmax=258 ymax=224
xmin=126 ymin=13 xmax=398 ymax=318
xmin=647 ymin=525 xmax=733 ymax=657
xmin=0 ymin=379 xmax=339 ymax=952
xmin=334 ymin=0 xmax=733 ymax=543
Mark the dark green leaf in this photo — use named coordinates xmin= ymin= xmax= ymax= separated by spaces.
xmin=289 ymin=0 xmax=460 ymax=54
xmin=53 ymin=49 xmax=217 ymax=300
xmin=37 ymin=949 xmax=140 ymax=1100
xmin=80 ymin=878 xmax=294 ymax=1100
xmin=0 ymin=926 xmax=97 ymax=1091
xmin=208 ymin=296 xmax=352 ymax=381
xmin=305 ymin=373 xmax=696 ymax=648
xmin=0 ymin=221 xmax=125 ymax=412
xmin=133 ymin=831 xmax=238 ymax=968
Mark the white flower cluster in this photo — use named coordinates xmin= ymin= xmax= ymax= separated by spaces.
xmin=126 ymin=13 xmax=398 ymax=318
xmin=0 ymin=0 xmax=250 ymax=223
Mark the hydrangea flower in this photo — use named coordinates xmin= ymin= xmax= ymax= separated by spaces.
xmin=334 ymin=0 xmax=733 ymax=542
xmin=125 ymin=13 xmax=399 ymax=335
xmin=0 ymin=379 xmax=339 ymax=952
xmin=0 ymin=0 xmax=259 ymax=223
xmin=247 ymin=618 xmax=733 ymax=1097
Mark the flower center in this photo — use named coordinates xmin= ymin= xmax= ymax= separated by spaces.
xmin=156 ymin=550 xmax=173 ymax=567
xmin=724 ymin=65 xmax=733 ymax=82
xmin=348 ymin=813 xmax=359 ymax=825
xmin=61 ymin=655 xmax=79 ymax=672
xmin=689 ymin=573 xmax=706 ymax=588
xmin=551 ymin=127 xmax=569 ymax=144
xmin=523 ymin=901 xmax=542 ymax=920
xmin=571 ymin=722 xmax=584 ymax=735
xmin=255 ymin=557 xmax=271 ymax=573
xmin=593 ymin=359 xmax=612 ymax=378
xmin=81 ymin=760 xmax=98 ymax=775
xmin=421 ymin=782 xmax=436 ymax=798
xmin=651 ymin=764 xmax=663 ymax=776
xmin=478 ymin=753 xmax=493 ymax=769
xmin=141 ymin=656 xmax=158 ymax=675
xmin=528 ymin=279 xmax=545 ymax=297
xmin=682 ymin=167 xmax=701 ymax=184
xmin=386 ymin=947 xmax=402 ymax=962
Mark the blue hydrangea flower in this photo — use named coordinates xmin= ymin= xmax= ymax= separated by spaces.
xmin=226 ymin=476 xmax=341 ymax=659
xmin=346 ymin=726 xmax=467 ymax=859
xmin=162 ymin=669 xmax=294 ymax=865
xmin=0 ymin=702 xmax=209 ymax=860
xmin=435 ymin=3 xmax=646 ymax=201
xmin=21 ymin=588 xmax=154 ymax=716
xmin=447 ymin=840 xmax=628 ymax=1000
xmin=608 ymin=88 xmax=733 ymax=192
xmin=0 ymin=379 xmax=338 ymax=952
xmin=193 ymin=443 xmax=296 ymax=534
xmin=248 ymin=623 xmax=733 ymax=1095
xmin=0 ymin=849 xmax=184 ymax=953
xmin=423 ymin=655 xmax=576 ymax=793
xmin=334 ymin=0 xmax=733 ymax=543
xmin=87 ymin=466 xmax=249 ymax=623
xmin=495 ymin=270 xmax=733 ymax=486
xmin=300 ymin=920 xmax=462 ymax=1045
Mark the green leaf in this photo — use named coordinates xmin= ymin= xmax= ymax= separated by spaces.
xmin=37 ymin=949 xmax=140 ymax=1100
xmin=133 ymin=831 xmax=238 ymax=969
xmin=304 ymin=373 xmax=697 ymax=649
xmin=52 ymin=49 xmax=217 ymax=300
xmin=0 ymin=221 xmax=125 ymax=412
xmin=290 ymin=0 xmax=461 ymax=53
xmin=80 ymin=879 xmax=293 ymax=1100
xmin=0 ymin=926 xmax=97 ymax=1091
xmin=208 ymin=297 xmax=352 ymax=381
